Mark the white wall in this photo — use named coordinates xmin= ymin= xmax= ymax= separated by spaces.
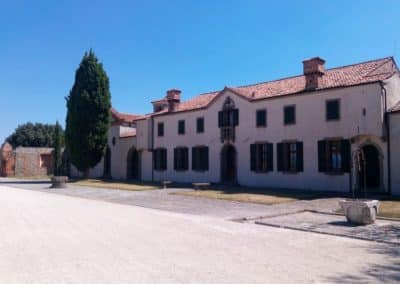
xmin=390 ymin=113 xmax=400 ymax=195
xmin=151 ymin=83 xmax=388 ymax=192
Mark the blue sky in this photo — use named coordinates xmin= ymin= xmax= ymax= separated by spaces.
xmin=1 ymin=0 xmax=399 ymax=143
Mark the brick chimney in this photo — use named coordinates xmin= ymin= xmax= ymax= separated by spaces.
xmin=166 ymin=89 xmax=181 ymax=111
xmin=303 ymin=57 xmax=325 ymax=90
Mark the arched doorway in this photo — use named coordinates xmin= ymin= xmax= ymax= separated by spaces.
xmin=358 ymin=144 xmax=381 ymax=191
xmin=103 ymin=147 xmax=111 ymax=178
xmin=221 ymin=144 xmax=237 ymax=183
xmin=127 ymin=147 xmax=140 ymax=180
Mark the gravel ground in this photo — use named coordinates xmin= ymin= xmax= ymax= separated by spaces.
xmin=0 ymin=185 xmax=399 ymax=283
xmin=0 ymin=178 xmax=341 ymax=219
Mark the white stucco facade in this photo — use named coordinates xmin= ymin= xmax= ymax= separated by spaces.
xmin=75 ymin=57 xmax=400 ymax=195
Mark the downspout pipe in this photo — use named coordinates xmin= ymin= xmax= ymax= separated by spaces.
xmin=380 ymin=81 xmax=391 ymax=195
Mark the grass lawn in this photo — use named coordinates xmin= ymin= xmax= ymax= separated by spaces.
xmin=71 ymin=179 xmax=159 ymax=191
xmin=171 ymin=186 xmax=344 ymax=206
xmin=378 ymin=200 xmax=400 ymax=218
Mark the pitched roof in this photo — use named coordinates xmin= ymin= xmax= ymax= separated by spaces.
xmin=111 ymin=108 xmax=144 ymax=123
xmin=157 ymin=57 xmax=398 ymax=115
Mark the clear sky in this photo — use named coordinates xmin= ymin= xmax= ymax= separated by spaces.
xmin=1 ymin=0 xmax=399 ymax=143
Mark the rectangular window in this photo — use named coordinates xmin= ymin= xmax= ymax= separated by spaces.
xmin=157 ymin=122 xmax=164 ymax=137
xmin=326 ymin=99 xmax=340 ymax=121
xmin=153 ymin=148 xmax=167 ymax=171
xmin=256 ymin=109 xmax=267 ymax=127
xmin=284 ymin=105 xmax=296 ymax=125
xmin=192 ymin=146 xmax=209 ymax=171
xmin=196 ymin=117 xmax=204 ymax=133
xmin=250 ymin=143 xmax=273 ymax=172
xmin=277 ymin=142 xmax=303 ymax=172
xmin=174 ymin=147 xmax=188 ymax=171
xmin=178 ymin=120 xmax=185 ymax=135
xmin=40 ymin=154 xmax=52 ymax=169
xmin=318 ymin=139 xmax=350 ymax=173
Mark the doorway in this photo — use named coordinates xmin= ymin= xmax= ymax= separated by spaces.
xmin=127 ymin=147 xmax=140 ymax=180
xmin=221 ymin=144 xmax=237 ymax=183
xmin=358 ymin=144 xmax=381 ymax=191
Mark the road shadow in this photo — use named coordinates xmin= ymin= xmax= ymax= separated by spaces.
xmin=323 ymin=243 xmax=400 ymax=282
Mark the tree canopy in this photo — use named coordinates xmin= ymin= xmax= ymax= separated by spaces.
xmin=6 ymin=122 xmax=64 ymax=148
xmin=65 ymin=49 xmax=111 ymax=175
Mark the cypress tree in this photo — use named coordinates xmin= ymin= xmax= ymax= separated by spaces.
xmin=65 ymin=50 xmax=111 ymax=177
xmin=53 ymin=121 xmax=62 ymax=176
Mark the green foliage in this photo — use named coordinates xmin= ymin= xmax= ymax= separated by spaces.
xmin=53 ymin=121 xmax=62 ymax=176
xmin=6 ymin=122 xmax=64 ymax=148
xmin=65 ymin=49 xmax=111 ymax=174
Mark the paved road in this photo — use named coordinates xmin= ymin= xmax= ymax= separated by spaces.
xmin=1 ymin=185 xmax=399 ymax=283
xmin=0 ymin=178 xmax=341 ymax=220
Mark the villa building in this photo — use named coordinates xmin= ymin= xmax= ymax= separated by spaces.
xmin=74 ymin=56 xmax=400 ymax=195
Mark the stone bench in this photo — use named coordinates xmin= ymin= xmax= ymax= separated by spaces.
xmin=162 ymin=180 xmax=172 ymax=189
xmin=192 ymin=182 xmax=210 ymax=190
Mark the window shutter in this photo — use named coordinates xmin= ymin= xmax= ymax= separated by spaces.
xmin=162 ymin=149 xmax=167 ymax=170
xmin=192 ymin=147 xmax=196 ymax=170
xmin=218 ymin=111 xmax=223 ymax=127
xmin=341 ymin=139 xmax=351 ymax=173
xmin=318 ymin=140 xmax=326 ymax=172
xmin=296 ymin=142 xmax=304 ymax=172
xmin=153 ymin=149 xmax=157 ymax=170
xmin=173 ymin=148 xmax=177 ymax=170
xmin=250 ymin=144 xmax=256 ymax=171
xmin=204 ymin=147 xmax=209 ymax=171
xmin=233 ymin=109 xmax=239 ymax=126
xmin=277 ymin=143 xmax=284 ymax=172
xmin=267 ymin=143 xmax=273 ymax=171
xmin=184 ymin=148 xmax=189 ymax=170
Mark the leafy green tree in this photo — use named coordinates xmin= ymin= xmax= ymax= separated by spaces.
xmin=6 ymin=122 xmax=64 ymax=148
xmin=53 ymin=121 xmax=62 ymax=176
xmin=65 ymin=50 xmax=111 ymax=177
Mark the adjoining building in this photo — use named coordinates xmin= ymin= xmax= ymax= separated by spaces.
xmin=73 ymin=56 xmax=400 ymax=195
xmin=0 ymin=143 xmax=54 ymax=177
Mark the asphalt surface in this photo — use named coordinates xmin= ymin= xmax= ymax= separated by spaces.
xmin=1 ymin=185 xmax=399 ymax=283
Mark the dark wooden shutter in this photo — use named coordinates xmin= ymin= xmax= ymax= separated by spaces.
xmin=250 ymin=144 xmax=256 ymax=171
xmin=318 ymin=140 xmax=326 ymax=172
xmin=184 ymin=148 xmax=188 ymax=170
xmin=233 ymin=109 xmax=239 ymax=126
xmin=162 ymin=149 xmax=167 ymax=170
xmin=204 ymin=147 xmax=209 ymax=170
xmin=153 ymin=149 xmax=157 ymax=170
xmin=277 ymin=143 xmax=284 ymax=172
xmin=296 ymin=142 xmax=304 ymax=172
xmin=174 ymin=148 xmax=177 ymax=170
xmin=267 ymin=143 xmax=273 ymax=171
xmin=341 ymin=139 xmax=351 ymax=173
xmin=192 ymin=147 xmax=196 ymax=170
xmin=218 ymin=111 xmax=223 ymax=127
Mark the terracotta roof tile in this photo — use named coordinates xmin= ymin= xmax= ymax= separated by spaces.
xmin=159 ymin=57 xmax=397 ymax=115
xmin=111 ymin=108 xmax=144 ymax=123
